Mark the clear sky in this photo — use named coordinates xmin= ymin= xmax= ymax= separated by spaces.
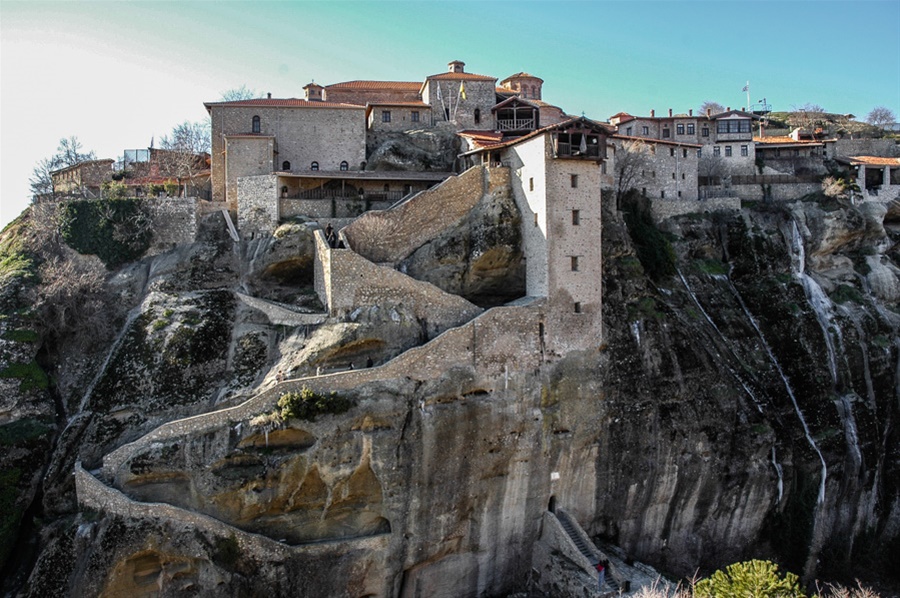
xmin=2 ymin=0 xmax=899 ymax=229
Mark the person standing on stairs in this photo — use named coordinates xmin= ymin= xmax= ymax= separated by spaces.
xmin=595 ymin=559 xmax=607 ymax=591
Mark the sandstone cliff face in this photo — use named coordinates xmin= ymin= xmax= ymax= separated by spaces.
xmin=1 ymin=191 xmax=898 ymax=596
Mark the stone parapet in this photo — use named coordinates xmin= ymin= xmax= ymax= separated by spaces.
xmin=650 ymin=197 xmax=741 ymax=221
xmin=343 ymin=165 xmax=497 ymax=264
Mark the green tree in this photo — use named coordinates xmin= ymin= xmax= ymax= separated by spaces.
xmin=694 ymin=560 xmax=805 ymax=598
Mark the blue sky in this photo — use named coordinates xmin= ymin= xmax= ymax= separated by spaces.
xmin=3 ymin=0 xmax=899 ymax=228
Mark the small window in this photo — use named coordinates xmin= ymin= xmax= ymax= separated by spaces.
xmin=534 ymin=213 xmax=539 ymax=227
xmin=702 ymin=127 xmax=709 ymax=137
xmin=282 ymin=161 xmax=291 ymax=170
xmin=474 ymin=108 xmax=481 ymax=124
xmin=794 ymin=149 xmax=800 ymax=156
xmin=570 ymin=174 xmax=578 ymax=188
xmin=672 ymin=172 xmax=676 ymax=179
xmin=384 ymin=184 xmax=390 ymax=192
xmin=642 ymin=188 xmax=647 ymax=196
xmin=382 ymin=111 xmax=391 ymax=123
xmin=697 ymin=149 xmax=702 ymax=158
xmin=571 ymin=256 xmax=579 ymax=271
xmin=775 ymin=149 xmax=781 ymax=157
xmin=725 ymin=146 xmax=733 ymax=157
xmin=741 ymin=145 xmax=748 ymax=157
xmin=670 ymin=148 xmax=675 ymax=157
xmin=682 ymin=173 xmax=686 ymax=179
xmin=574 ymin=302 xmax=582 ymax=314
xmin=252 ymin=115 xmax=261 ymax=133
xmin=411 ymin=111 xmax=419 ymax=123
xmin=662 ymin=128 xmax=670 ymax=138
xmin=682 ymin=149 xmax=688 ymax=158
xmin=678 ymin=190 xmax=682 ymax=197
xmin=340 ymin=161 xmax=349 ymax=171
xmin=310 ymin=161 xmax=319 ymax=171
xmin=572 ymin=209 xmax=580 ymax=225
xmin=601 ymin=162 xmax=607 ymax=174
xmin=661 ymin=190 xmax=665 ymax=198
xmin=676 ymin=124 xmax=685 ymax=135
xmin=713 ymin=147 xmax=721 ymax=157
xmin=687 ymin=124 xmax=695 ymax=135
xmin=626 ymin=126 xmax=632 ymax=136
xmin=529 ymin=177 xmax=534 ymax=191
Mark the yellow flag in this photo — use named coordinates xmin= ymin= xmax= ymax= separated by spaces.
xmin=460 ymin=81 xmax=466 ymax=100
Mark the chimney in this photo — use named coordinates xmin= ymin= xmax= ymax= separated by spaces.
xmin=448 ymin=60 xmax=465 ymax=73
xmin=650 ymin=109 xmax=655 ymax=118
xmin=689 ymin=109 xmax=693 ymax=116
xmin=668 ymin=108 xmax=673 ymax=117
xmin=267 ymin=92 xmax=272 ymax=99
xmin=726 ymin=106 xmax=731 ymax=112
xmin=707 ymin=108 xmax=711 ymax=117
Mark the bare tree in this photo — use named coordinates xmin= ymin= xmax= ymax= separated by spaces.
xmin=159 ymin=120 xmax=211 ymax=196
xmin=698 ymin=153 xmax=727 ymax=196
xmin=788 ymin=103 xmax=827 ymax=134
xmin=220 ymin=85 xmax=260 ymax=102
xmin=614 ymin=139 xmax=653 ymax=206
xmin=699 ymin=101 xmax=725 ymax=115
xmin=866 ymin=106 xmax=896 ymax=129
xmin=29 ymin=136 xmax=96 ymax=197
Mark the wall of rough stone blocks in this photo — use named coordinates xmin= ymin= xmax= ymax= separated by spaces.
xmin=209 ymin=104 xmax=367 ymax=204
xmin=650 ymin=197 xmax=742 ymax=221
xmin=829 ymin=138 xmax=900 ymax=158
xmin=237 ymin=174 xmax=278 ymax=234
xmin=145 ymin=198 xmax=198 ymax=254
xmin=224 ymin=136 xmax=274 ymax=209
xmin=368 ymin=106 xmax=428 ymax=132
xmin=323 ymin=87 xmax=420 ymax=106
xmin=729 ymin=182 xmax=821 ymax=202
xmin=280 ymin=198 xmax=393 ymax=220
xmin=343 ymin=166 xmax=498 ymax=264
xmin=422 ymin=79 xmax=496 ymax=131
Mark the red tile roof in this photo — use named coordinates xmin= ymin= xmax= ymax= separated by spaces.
xmin=500 ymin=72 xmax=544 ymax=84
xmin=754 ymin=136 xmax=823 ymax=146
xmin=843 ymin=156 xmax=900 ymax=167
xmin=325 ymin=80 xmax=422 ymax=91
xmin=205 ymin=99 xmax=364 ymax=109
xmin=426 ymin=72 xmax=496 ymax=81
xmin=458 ymin=130 xmax=505 ymax=148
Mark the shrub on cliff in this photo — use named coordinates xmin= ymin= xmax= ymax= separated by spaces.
xmin=621 ymin=190 xmax=676 ymax=281
xmin=277 ymin=386 xmax=351 ymax=421
xmin=694 ymin=559 xmax=804 ymax=598
xmin=58 ymin=198 xmax=151 ymax=267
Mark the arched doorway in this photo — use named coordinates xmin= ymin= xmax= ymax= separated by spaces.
xmin=548 ymin=495 xmax=557 ymax=513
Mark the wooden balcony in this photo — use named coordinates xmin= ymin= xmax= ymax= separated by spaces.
xmin=497 ymin=118 xmax=535 ymax=131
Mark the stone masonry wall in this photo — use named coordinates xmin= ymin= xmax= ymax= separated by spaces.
xmin=343 ymin=165 xmax=504 ymax=264
xmin=237 ymin=174 xmax=278 ymax=235
xmin=145 ymin=197 xmax=198 ymax=254
xmin=101 ymin=301 xmax=545 ymax=481
xmin=650 ymin=197 xmax=742 ymax=221
xmin=224 ymin=136 xmax=274 ymax=210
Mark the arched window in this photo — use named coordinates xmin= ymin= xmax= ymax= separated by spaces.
xmin=310 ymin=161 xmax=319 ymax=171
xmin=474 ymin=108 xmax=481 ymax=124
xmin=531 ymin=85 xmax=537 ymax=98
xmin=340 ymin=161 xmax=349 ymax=171
xmin=252 ymin=115 xmax=260 ymax=133
xmin=282 ymin=161 xmax=291 ymax=170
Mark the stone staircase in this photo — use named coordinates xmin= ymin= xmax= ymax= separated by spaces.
xmin=555 ymin=510 xmax=623 ymax=595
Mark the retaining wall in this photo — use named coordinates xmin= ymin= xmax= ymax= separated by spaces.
xmin=343 ymin=166 xmax=508 ymax=264
xmin=651 ymin=197 xmax=741 ymax=221
xmin=144 ymin=197 xmax=199 ymax=254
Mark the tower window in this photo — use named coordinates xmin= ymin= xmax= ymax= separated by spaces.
xmin=570 ymin=174 xmax=578 ymax=188
xmin=340 ymin=161 xmax=349 ymax=171
xmin=572 ymin=209 xmax=580 ymax=225
xmin=474 ymin=108 xmax=481 ymax=124
xmin=529 ymin=177 xmax=534 ymax=191
xmin=252 ymin=115 xmax=261 ymax=133
xmin=310 ymin=161 xmax=319 ymax=171
xmin=574 ymin=302 xmax=582 ymax=314
xmin=282 ymin=161 xmax=291 ymax=170
xmin=571 ymin=256 xmax=579 ymax=271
